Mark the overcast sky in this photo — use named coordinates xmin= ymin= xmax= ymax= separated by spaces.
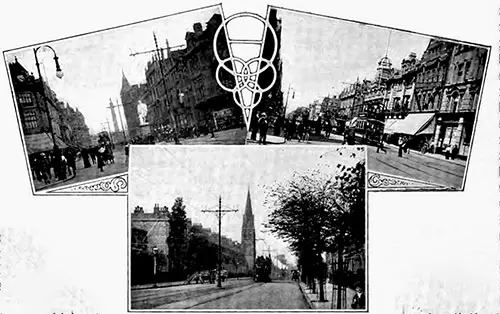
xmin=129 ymin=145 xmax=365 ymax=266
xmin=277 ymin=9 xmax=431 ymax=113
xmin=4 ymin=6 xmax=220 ymax=135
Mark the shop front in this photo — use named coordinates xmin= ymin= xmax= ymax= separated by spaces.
xmin=432 ymin=112 xmax=474 ymax=158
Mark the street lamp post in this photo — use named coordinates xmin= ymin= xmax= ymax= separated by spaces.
xmin=152 ymin=246 xmax=158 ymax=287
xmin=33 ymin=45 xmax=63 ymax=148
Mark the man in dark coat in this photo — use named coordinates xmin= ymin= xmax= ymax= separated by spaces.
xmin=258 ymin=113 xmax=269 ymax=145
xmin=81 ymin=148 xmax=91 ymax=168
xmin=351 ymin=285 xmax=366 ymax=309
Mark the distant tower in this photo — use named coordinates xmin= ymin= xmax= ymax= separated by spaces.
xmin=241 ymin=187 xmax=256 ymax=274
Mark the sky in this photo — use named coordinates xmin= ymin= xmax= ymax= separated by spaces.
xmin=4 ymin=6 xmax=221 ymax=135
xmin=276 ymin=9 xmax=431 ymax=113
xmin=129 ymin=145 xmax=365 ymax=267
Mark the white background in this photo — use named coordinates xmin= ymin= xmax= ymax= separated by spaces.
xmin=0 ymin=0 xmax=498 ymax=313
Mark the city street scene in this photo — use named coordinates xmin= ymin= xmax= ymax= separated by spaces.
xmin=4 ymin=4 xmax=245 ymax=193
xmin=247 ymin=7 xmax=489 ymax=190
xmin=129 ymin=145 xmax=366 ymax=310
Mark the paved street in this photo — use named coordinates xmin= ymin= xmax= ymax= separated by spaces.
xmin=131 ymin=279 xmax=308 ymax=310
xmin=246 ymin=132 xmax=344 ymax=145
xmin=367 ymin=145 xmax=466 ymax=189
xmin=131 ymin=278 xmax=256 ymax=310
xmin=158 ymin=128 xmax=247 ymax=145
xmin=35 ymin=146 xmax=128 ymax=191
xmin=191 ymin=281 xmax=308 ymax=309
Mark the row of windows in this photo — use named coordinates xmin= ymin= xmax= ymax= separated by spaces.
xmin=24 ymin=110 xmax=38 ymax=129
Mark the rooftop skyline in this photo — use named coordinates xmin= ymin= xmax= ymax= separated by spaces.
xmin=276 ymin=9 xmax=431 ymax=113
xmin=4 ymin=6 xmax=221 ymax=135
xmin=129 ymin=146 xmax=365 ymax=266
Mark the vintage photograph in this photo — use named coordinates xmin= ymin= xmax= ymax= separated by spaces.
xmin=4 ymin=4 xmax=246 ymax=193
xmin=247 ymin=6 xmax=489 ymax=190
xmin=128 ymin=145 xmax=366 ymax=310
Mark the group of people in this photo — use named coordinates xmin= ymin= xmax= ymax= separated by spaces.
xmin=250 ymin=112 xmax=269 ymax=144
xmin=283 ymin=119 xmax=315 ymax=143
xmin=80 ymin=142 xmax=115 ymax=172
xmin=30 ymin=141 xmax=116 ymax=187
xmin=30 ymin=146 xmax=78 ymax=185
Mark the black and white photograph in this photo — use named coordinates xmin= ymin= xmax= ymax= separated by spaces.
xmin=128 ymin=145 xmax=367 ymax=310
xmin=247 ymin=6 xmax=490 ymax=190
xmin=3 ymin=4 xmax=246 ymax=194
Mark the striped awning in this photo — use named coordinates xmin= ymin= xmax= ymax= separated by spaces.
xmin=24 ymin=133 xmax=68 ymax=154
xmin=384 ymin=113 xmax=435 ymax=136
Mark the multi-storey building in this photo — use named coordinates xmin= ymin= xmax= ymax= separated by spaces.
xmin=8 ymin=58 xmax=90 ymax=155
xmin=433 ymin=44 xmax=488 ymax=156
xmin=144 ymin=13 xmax=241 ymax=136
xmin=131 ymin=204 xmax=170 ymax=274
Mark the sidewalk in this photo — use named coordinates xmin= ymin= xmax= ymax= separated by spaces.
xmin=246 ymin=132 xmax=344 ymax=145
xmin=299 ymin=282 xmax=356 ymax=310
xmin=384 ymin=143 xmax=467 ymax=166
xmin=131 ymin=280 xmax=186 ymax=290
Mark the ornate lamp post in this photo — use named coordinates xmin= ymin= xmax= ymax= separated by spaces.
xmin=33 ymin=45 xmax=63 ymax=148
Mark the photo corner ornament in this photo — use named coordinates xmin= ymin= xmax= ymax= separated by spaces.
xmin=213 ymin=12 xmax=278 ymax=130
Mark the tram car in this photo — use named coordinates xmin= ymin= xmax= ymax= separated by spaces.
xmin=254 ymin=256 xmax=272 ymax=282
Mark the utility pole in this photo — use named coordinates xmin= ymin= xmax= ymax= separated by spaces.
xmin=202 ymin=195 xmax=238 ymax=288
xmin=129 ymin=34 xmax=184 ymax=131
xmin=116 ymin=99 xmax=127 ymax=142
xmin=105 ymin=119 xmax=114 ymax=145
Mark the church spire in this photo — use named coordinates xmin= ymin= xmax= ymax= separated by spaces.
xmin=121 ymin=69 xmax=130 ymax=92
xmin=244 ymin=186 xmax=253 ymax=217
xmin=241 ymin=185 xmax=256 ymax=274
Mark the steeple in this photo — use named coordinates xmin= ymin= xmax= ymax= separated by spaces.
xmin=121 ymin=69 xmax=130 ymax=92
xmin=244 ymin=187 xmax=253 ymax=217
xmin=241 ymin=186 xmax=256 ymax=274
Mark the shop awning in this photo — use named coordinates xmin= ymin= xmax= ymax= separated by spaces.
xmin=384 ymin=113 xmax=435 ymax=136
xmin=346 ymin=117 xmax=358 ymax=128
xmin=383 ymin=119 xmax=399 ymax=134
xmin=24 ymin=133 xmax=68 ymax=154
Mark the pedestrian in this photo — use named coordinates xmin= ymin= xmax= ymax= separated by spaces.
xmin=97 ymin=144 xmax=106 ymax=172
xmin=124 ymin=142 xmax=130 ymax=164
xmin=66 ymin=148 xmax=77 ymax=176
xmin=451 ymin=144 xmax=459 ymax=160
xmin=351 ymin=285 xmax=366 ymax=309
xmin=398 ymin=136 xmax=404 ymax=157
xmin=250 ymin=112 xmax=259 ymax=141
xmin=304 ymin=125 xmax=311 ymax=142
xmin=82 ymin=147 xmax=91 ymax=168
xmin=376 ymin=136 xmax=387 ymax=153
xmin=258 ymin=113 xmax=269 ymax=145
xmin=297 ymin=122 xmax=305 ymax=142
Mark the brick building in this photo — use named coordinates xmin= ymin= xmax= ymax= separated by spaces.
xmin=144 ymin=13 xmax=242 ymax=136
xmin=434 ymin=44 xmax=488 ymax=156
xmin=8 ymin=58 xmax=90 ymax=155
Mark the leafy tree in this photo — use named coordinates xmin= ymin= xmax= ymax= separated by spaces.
xmin=167 ymin=197 xmax=188 ymax=279
xmin=265 ymin=147 xmax=365 ymax=306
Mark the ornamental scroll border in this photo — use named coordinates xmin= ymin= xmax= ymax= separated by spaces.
xmin=45 ymin=173 xmax=128 ymax=194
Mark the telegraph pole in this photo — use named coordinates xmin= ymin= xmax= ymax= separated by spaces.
xmin=116 ymin=99 xmax=127 ymax=142
xmin=202 ymin=195 xmax=238 ymax=288
xmin=129 ymin=34 xmax=184 ymax=131
xmin=105 ymin=119 xmax=114 ymax=145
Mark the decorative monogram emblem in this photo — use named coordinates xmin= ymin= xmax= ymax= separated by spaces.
xmin=213 ymin=12 xmax=278 ymax=129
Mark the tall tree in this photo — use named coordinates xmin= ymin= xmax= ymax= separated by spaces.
xmin=266 ymin=148 xmax=365 ymax=304
xmin=167 ymin=197 xmax=188 ymax=279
